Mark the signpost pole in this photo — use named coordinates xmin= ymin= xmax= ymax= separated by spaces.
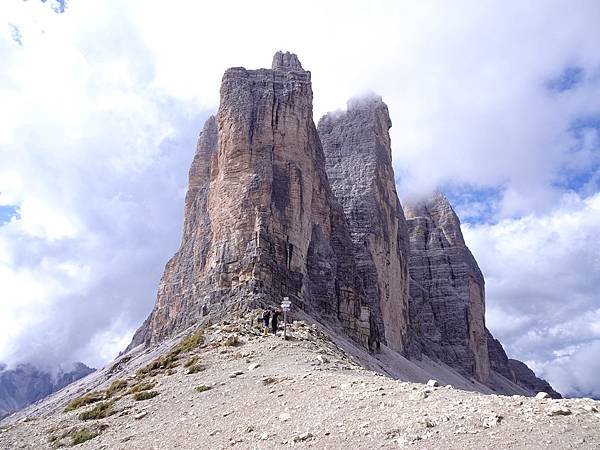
xmin=282 ymin=296 xmax=290 ymax=340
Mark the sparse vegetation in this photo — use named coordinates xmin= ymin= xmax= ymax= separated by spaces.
xmin=133 ymin=390 xmax=159 ymax=401
xmin=64 ymin=379 xmax=129 ymax=413
xmin=127 ymin=381 xmax=156 ymax=394
xmin=77 ymin=401 xmax=114 ymax=421
xmin=136 ymin=329 xmax=205 ymax=378
xmin=187 ymin=364 xmax=204 ymax=374
xmin=137 ymin=353 xmax=179 ymax=377
xmin=176 ymin=329 xmax=205 ymax=353
xmin=195 ymin=384 xmax=211 ymax=393
xmin=106 ymin=379 xmax=127 ymax=396
xmin=64 ymin=391 xmax=105 ymax=412
xmin=48 ymin=424 xmax=106 ymax=447
xmin=70 ymin=427 xmax=100 ymax=445
xmin=184 ymin=356 xmax=199 ymax=367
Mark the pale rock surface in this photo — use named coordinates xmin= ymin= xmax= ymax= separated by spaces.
xmin=0 ymin=316 xmax=596 ymax=449
xmin=318 ymin=95 xmax=410 ymax=354
xmin=405 ymin=193 xmax=560 ymax=398
xmin=129 ymin=51 xmax=376 ymax=351
xmin=404 ymin=192 xmax=490 ymax=382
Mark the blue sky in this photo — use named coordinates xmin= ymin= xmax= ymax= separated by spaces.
xmin=0 ymin=205 xmax=19 ymax=225
xmin=1 ymin=0 xmax=599 ymax=398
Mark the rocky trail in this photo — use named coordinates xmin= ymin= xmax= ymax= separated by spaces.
xmin=1 ymin=316 xmax=598 ymax=450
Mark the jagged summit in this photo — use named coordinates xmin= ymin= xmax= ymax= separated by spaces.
xmin=271 ymin=51 xmax=303 ymax=70
xmin=318 ymin=96 xmax=409 ymax=354
xmin=0 ymin=53 xmax=569 ymax=450
xmin=125 ymin=53 xmax=558 ymax=399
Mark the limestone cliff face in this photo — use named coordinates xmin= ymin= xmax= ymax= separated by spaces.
xmin=405 ymin=193 xmax=560 ymax=396
xmin=130 ymin=52 xmax=375 ymax=350
xmin=318 ymin=96 xmax=410 ymax=353
xmin=127 ymin=52 xmax=560 ymax=398
xmin=404 ymin=193 xmax=491 ymax=382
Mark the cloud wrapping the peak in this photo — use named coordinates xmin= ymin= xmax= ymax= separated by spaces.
xmin=0 ymin=0 xmax=598 ymax=397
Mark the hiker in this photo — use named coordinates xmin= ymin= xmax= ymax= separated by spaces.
xmin=271 ymin=308 xmax=281 ymax=335
xmin=262 ymin=309 xmax=271 ymax=336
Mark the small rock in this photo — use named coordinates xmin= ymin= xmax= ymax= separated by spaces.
xmin=410 ymin=391 xmax=429 ymax=401
xmin=535 ymin=392 xmax=551 ymax=399
xmin=317 ymin=355 xmax=329 ymax=364
xmin=248 ymin=363 xmax=260 ymax=371
xmin=229 ymin=371 xmax=244 ymax=378
xmin=548 ymin=406 xmax=572 ymax=416
xmin=582 ymin=405 xmax=598 ymax=413
xmin=427 ymin=380 xmax=440 ymax=387
xmin=420 ymin=419 xmax=435 ymax=428
xmin=134 ymin=411 xmax=148 ymax=420
xmin=293 ymin=432 xmax=313 ymax=442
xmin=260 ymin=377 xmax=277 ymax=385
xmin=279 ymin=413 xmax=291 ymax=422
xmin=483 ymin=415 xmax=502 ymax=428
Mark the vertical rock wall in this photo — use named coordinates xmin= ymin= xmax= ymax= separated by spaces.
xmin=404 ymin=193 xmax=491 ymax=381
xmin=130 ymin=53 xmax=375 ymax=350
xmin=318 ymin=96 xmax=410 ymax=353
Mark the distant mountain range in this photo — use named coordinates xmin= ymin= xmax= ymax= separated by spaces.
xmin=0 ymin=362 xmax=94 ymax=420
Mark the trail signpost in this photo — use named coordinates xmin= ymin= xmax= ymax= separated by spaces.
xmin=281 ymin=297 xmax=291 ymax=339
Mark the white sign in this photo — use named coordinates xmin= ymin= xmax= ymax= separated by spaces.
xmin=281 ymin=296 xmax=291 ymax=310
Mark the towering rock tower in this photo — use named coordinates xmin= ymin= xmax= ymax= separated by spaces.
xmin=126 ymin=51 xmax=560 ymax=399
xmin=404 ymin=193 xmax=490 ymax=381
xmin=130 ymin=52 xmax=375 ymax=349
xmin=318 ymin=96 xmax=410 ymax=353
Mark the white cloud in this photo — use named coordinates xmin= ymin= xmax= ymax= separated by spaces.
xmin=464 ymin=192 xmax=600 ymax=396
xmin=0 ymin=0 xmax=598 ymax=397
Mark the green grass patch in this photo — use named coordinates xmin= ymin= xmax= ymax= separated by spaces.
xmin=184 ymin=356 xmax=199 ymax=368
xmin=106 ymin=379 xmax=127 ymax=396
xmin=187 ymin=364 xmax=204 ymax=374
xmin=137 ymin=353 xmax=179 ymax=377
xmin=127 ymin=381 xmax=156 ymax=394
xmin=71 ymin=427 xmax=100 ymax=445
xmin=64 ymin=391 xmax=106 ymax=412
xmin=176 ymin=329 xmax=205 ymax=353
xmin=48 ymin=424 xmax=106 ymax=448
xmin=133 ymin=390 xmax=159 ymax=401
xmin=195 ymin=384 xmax=211 ymax=393
xmin=135 ymin=329 xmax=204 ymax=378
xmin=77 ymin=401 xmax=114 ymax=421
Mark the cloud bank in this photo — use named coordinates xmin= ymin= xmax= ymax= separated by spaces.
xmin=0 ymin=0 xmax=598 ymax=396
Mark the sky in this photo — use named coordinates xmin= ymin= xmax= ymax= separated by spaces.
xmin=0 ymin=0 xmax=599 ymax=398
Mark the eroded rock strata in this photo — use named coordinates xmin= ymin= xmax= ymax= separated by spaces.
xmin=130 ymin=52 xmax=375 ymax=351
xmin=318 ymin=96 xmax=410 ymax=353
xmin=404 ymin=192 xmax=491 ymax=382
xmin=404 ymin=193 xmax=559 ymax=396
xmin=128 ymin=51 xmax=559 ymax=398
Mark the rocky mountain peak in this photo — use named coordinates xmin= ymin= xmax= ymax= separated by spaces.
xmin=126 ymin=52 xmax=559 ymax=400
xmin=271 ymin=51 xmax=303 ymax=71
xmin=318 ymin=96 xmax=410 ymax=353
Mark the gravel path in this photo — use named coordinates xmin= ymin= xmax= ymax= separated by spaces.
xmin=1 ymin=319 xmax=598 ymax=449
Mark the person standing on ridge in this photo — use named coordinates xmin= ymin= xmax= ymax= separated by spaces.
xmin=262 ymin=309 xmax=271 ymax=336
xmin=271 ymin=308 xmax=281 ymax=335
